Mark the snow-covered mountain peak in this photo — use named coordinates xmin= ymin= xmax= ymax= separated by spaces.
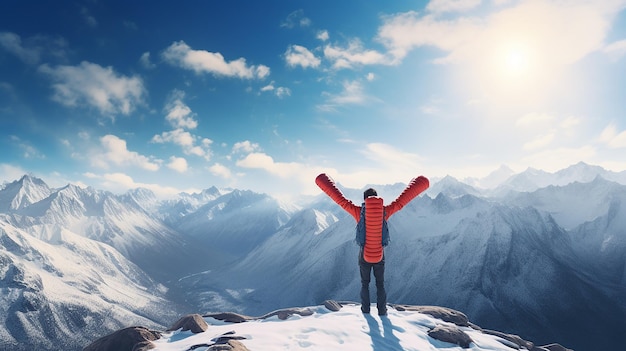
xmin=20 ymin=181 xmax=106 ymax=220
xmin=0 ymin=174 xmax=52 ymax=212
xmin=496 ymin=162 xmax=626 ymax=195
xmin=499 ymin=167 xmax=551 ymax=193
xmin=125 ymin=187 xmax=157 ymax=203
xmin=426 ymin=175 xmax=480 ymax=198
xmin=467 ymin=164 xmax=516 ymax=189
xmin=122 ymin=187 xmax=159 ymax=212
xmin=554 ymin=161 xmax=608 ymax=185
xmin=179 ymin=186 xmax=227 ymax=203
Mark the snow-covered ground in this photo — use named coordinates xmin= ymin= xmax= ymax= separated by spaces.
xmin=153 ymin=304 xmax=533 ymax=351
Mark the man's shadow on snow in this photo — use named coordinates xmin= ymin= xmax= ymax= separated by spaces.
xmin=365 ymin=314 xmax=403 ymax=351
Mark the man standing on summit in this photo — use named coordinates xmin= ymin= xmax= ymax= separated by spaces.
xmin=315 ymin=173 xmax=429 ymax=315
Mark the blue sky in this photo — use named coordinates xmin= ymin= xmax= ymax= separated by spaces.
xmin=2 ymin=0 xmax=626 ymax=199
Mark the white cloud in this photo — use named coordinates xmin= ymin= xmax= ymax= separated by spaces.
xmin=520 ymin=145 xmax=597 ymax=172
xmin=420 ymin=96 xmax=444 ymax=115
xmin=162 ymin=40 xmax=270 ymax=79
xmin=38 ymin=61 xmax=146 ymax=117
xmin=0 ymin=32 xmax=68 ymax=65
xmin=275 ymin=87 xmax=292 ymax=98
xmin=514 ymin=114 xmax=583 ymax=152
xmin=232 ymin=140 xmax=260 ymax=154
xmin=80 ymin=7 xmax=98 ymax=28
xmin=377 ymin=1 xmax=622 ymax=72
xmin=209 ymin=163 xmax=232 ymax=178
xmin=317 ymin=30 xmax=329 ymax=41
xmin=236 ymin=152 xmax=300 ymax=177
xmin=420 ymin=104 xmax=440 ymax=115
xmin=164 ymin=90 xmax=198 ymax=129
xmin=324 ymin=39 xmax=389 ymax=69
xmin=281 ymin=10 xmax=311 ymax=29
xmin=362 ymin=142 xmax=424 ymax=172
xmin=319 ymin=80 xmax=374 ymax=111
xmin=285 ymin=45 xmax=321 ymax=69
xmin=599 ymin=123 xmax=626 ymax=149
xmin=91 ymin=172 xmax=184 ymax=199
xmin=152 ymin=129 xmax=213 ymax=159
xmin=313 ymin=143 xmax=427 ymax=190
xmin=93 ymin=135 xmax=160 ymax=171
xmin=332 ymin=80 xmax=366 ymax=104
xmin=516 ymin=112 xmax=554 ymax=128
xmin=9 ymin=135 xmax=45 ymax=159
xmin=603 ymin=39 xmax=626 ymax=60
xmin=152 ymin=129 xmax=194 ymax=147
xmin=560 ymin=115 xmax=582 ymax=130
xmin=0 ymin=164 xmax=28 ymax=182
xmin=260 ymin=81 xmax=292 ymax=98
xmin=427 ymin=0 xmax=482 ymax=13
xmin=140 ymin=52 xmax=156 ymax=69
xmin=0 ymin=32 xmax=40 ymax=64
xmin=167 ymin=156 xmax=188 ymax=173
xmin=235 ymin=152 xmax=330 ymax=196
xmin=256 ymin=65 xmax=270 ymax=79
xmin=522 ymin=133 xmax=555 ymax=151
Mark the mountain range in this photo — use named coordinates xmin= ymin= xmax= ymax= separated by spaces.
xmin=1 ymin=161 xmax=625 ymax=351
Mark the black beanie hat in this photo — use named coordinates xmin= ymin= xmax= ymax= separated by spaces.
xmin=363 ymin=188 xmax=377 ymax=200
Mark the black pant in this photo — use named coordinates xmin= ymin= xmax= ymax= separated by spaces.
xmin=359 ymin=250 xmax=387 ymax=314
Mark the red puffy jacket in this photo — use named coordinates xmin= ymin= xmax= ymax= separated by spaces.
xmin=315 ymin=173 xmax=430 ymax=263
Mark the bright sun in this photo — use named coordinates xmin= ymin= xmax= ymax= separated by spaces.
xmin=467 ymin=40 xmax=549 ymax=104
xmin=500 ymin=44 xmax=531 ymax=77
xmin=504 ymin=48 xmax=529 ymax=75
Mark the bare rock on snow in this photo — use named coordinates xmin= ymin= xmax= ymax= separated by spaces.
xmin=259 ymin=307 xmax=314 ymax=320
xmin=205 ymin=307 xmax=314 ymax=322
xmin=205 ymin=312 xmax=254 ymax=323
xmin=428 ymin=324 xmax=473 ymax=348
xmin=534 ymin=344 xmax=574 ymax=351
xmin=187 ymin=331 xmax=248 ymax=351
xmin=82 ymin=326 xmax=161 ymax=351
xmin=167 ymin=313 xmax=208 ymax=333
xmin=392 ymin=304 xmax=470 ymax=327
xmin=209 ymin=340 xmax=250 ymax=351
xmin=323 ymin=299 xmax=343 ymax=311
xmin=482 ymin=329 xmax=534 ymax=350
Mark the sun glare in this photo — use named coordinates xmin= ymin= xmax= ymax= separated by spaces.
xmin=504 ymin=48 xmax=529 ymax=75
xmin=500 ymin=44 xmax=531 ymax=78
xmin=462 ymin=38 xmax=559 ymax=107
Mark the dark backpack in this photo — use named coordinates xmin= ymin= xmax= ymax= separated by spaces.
xmin=355 ymin=203 xmax=389 ymax=247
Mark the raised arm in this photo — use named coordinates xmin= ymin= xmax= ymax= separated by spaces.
xmin=384 ymin=175 xmax=429 ymax=219
xmin=315 ymin=173 xmax=360 ymax=221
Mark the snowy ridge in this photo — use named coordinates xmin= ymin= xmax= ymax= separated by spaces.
xmin=493 ymin=162 xmax=626 ymax=194
xmin=1 ymin=163 xmax=626 ymax=351
xmin=0 ymin=175 xmax=52 ymax=212
xmin=148 ymin=303 xmax=567 ymax=351
xmin=0 ymin=221 xmax=176 ymax=351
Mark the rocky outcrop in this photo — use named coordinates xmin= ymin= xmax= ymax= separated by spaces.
xmin=167 ymin=314 xmax=208 ymax=333
xmin=204 ymin=306 xmax=314 ymax=322
xmin=428 ymin=324 xmax=473 ymax=348
xmin=82 ymin=327 xmax=161 ymax=351
xmin=392 ymin=304 xmax=470 ymax=326
xmin=83 ymin=301 xmax=574 ymax=351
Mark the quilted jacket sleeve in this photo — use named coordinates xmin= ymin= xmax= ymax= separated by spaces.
xmin=384 ymin=175 xmax=429 ymax=219
xmin=315 ymin=173 xmax=360 ymax=221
